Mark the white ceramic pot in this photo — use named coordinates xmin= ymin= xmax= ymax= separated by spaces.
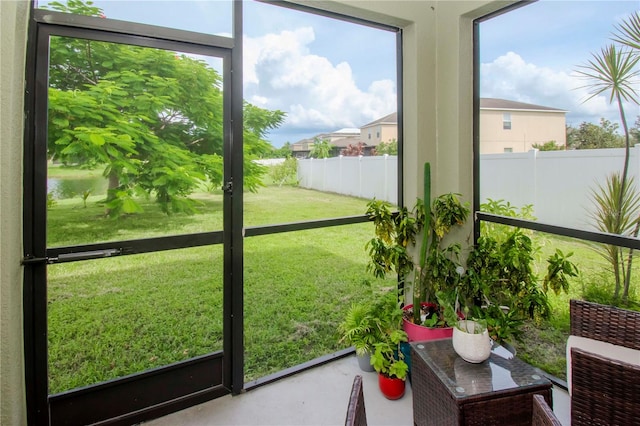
xmin=452 ymin=320 xmax=492 ymax=363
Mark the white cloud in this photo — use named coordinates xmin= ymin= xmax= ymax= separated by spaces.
xmin=243 ymin=28 xmax=396 ymax=138
xmin=481 ymin=52 xmax=638 ymax=128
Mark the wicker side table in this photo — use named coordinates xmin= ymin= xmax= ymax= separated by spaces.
xmin=411 ymin=339 xmax=552 ymax=426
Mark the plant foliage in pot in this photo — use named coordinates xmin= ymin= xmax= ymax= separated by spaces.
xmin=338 ymin=295 xmax=391 ymax=372
xmin=367 ymin=291 xmax=408 ymax=399
xmin=365 ymin=162 xmax=470 ymax=341
xmin=462 ymin=201 xmax=579 ymax=348
xmin=452 ymin=319 xmax=492 ymax=363
xmin=437 ymin=288 xmax=491 ymax=363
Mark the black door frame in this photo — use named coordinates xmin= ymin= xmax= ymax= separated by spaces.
xmin=22 ymin=4 xmax=244 ymax=425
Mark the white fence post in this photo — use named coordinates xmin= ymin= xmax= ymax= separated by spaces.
xmin=530 ymin=148 xmax=538 ymax=219
xmin=358 ymin=155 xmax=363 ymax=198
xmin=384 ymin=154 xmax=389 ymax=202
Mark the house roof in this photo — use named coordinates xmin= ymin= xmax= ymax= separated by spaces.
xmin=333 ymin=128 xmax=360 ymax=134
xmin=331 ymin=136 xmax=363 ymax=148
xmin=361 ymin=112 xmax=397 ymax=128
xmin=480 ymin=98 xmax=567 ymax=113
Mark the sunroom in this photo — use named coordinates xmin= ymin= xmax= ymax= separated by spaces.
xmin=2 ymin=0 xmax=639 ymax=425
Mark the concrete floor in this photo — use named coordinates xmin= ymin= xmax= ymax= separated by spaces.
xmin=143 ymin=355 xmax=570 ymax=426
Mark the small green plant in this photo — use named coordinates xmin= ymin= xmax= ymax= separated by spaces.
xmin=365 ymin=290 xmax=408 ymax=379
xmin=269 ymin=157 xmax=298 ymax=187
xmin=47 ymin=191 xmax=57 ymax=208
xmin=475 ymin=305 xmax=523 ymax=343
xmin=543 ymin=249 xmax=579 ymax=295
xmin=80 ymin=188 xmax=92 ymax=208
xmin=339 ymin=302 xmax=381 ymax=356
xmin=456 ymin=318 xmax=487 ymax=334
xmin=370 ymin=333 xmax=409 ymax=380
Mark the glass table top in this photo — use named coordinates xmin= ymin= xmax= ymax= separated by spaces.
xmin=410 ymin=338 xmax=550 ymax=399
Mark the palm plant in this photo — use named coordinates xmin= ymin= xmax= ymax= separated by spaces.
xmin=576 ymin=11 xmax=640 ymax=302
xmin=588 ymin=174 xmax=640 ymax=299
xmin=338 ymin=302 xmax=381 ymax=356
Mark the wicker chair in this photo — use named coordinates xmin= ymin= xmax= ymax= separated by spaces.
xmin=532 ymin=394 xmax=562 ymax=426
xmin=569 ymin=299 xmax=640 ymax=426
xmin=345 ymin=375 xmax=367 ymax=426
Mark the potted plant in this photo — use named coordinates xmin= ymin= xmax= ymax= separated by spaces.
xmin=367 ymin=291 xmax=408 ymax=399
xmin=451 ymin=319 xmax=492 ymax=363
xmin=437 ymin=284 xmax=491 ymax=364
xmin=365 ymin=162 xmax=470 ymax=342
xmin=447 ymin=208 xmax=579 ymax=351
xmin=338 ymin=302 xmax=381 ymax=372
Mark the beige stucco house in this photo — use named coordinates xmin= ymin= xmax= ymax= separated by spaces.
xmin=479 ymin=98 xmax=568 ymax=153
xmin=360 ymin=112 xmax=398 ymax=146
xmin=351 ymin=100 xmax=567 ymax=155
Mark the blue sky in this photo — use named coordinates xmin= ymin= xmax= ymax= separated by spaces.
xmin=41 ymin=0 xmax=639 ymax=147
xmin=480 ymin=0 xmax=640 ymax=130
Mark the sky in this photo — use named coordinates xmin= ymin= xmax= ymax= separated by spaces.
xmin=480 ymin=0 xmax=640 ymax=131
xmin=40 ymin=0 xmax=639 ymax=147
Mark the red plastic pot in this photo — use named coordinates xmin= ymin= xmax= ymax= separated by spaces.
xmin=402 ymin=303 xmax=453 ymax=342
xmin=378 ymin=373 xmax=406 ymax=400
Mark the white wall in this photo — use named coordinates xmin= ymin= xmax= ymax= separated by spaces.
xmin=1 ymin=1 xmax=29 ymax=424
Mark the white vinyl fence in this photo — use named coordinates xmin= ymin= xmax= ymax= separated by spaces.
xmin=297 ymin=155 xmax=398 ymax=203
xmin=297 ymin=146 xmax=640 ymax=230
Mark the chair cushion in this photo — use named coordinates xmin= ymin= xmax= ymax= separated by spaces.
xmin=566 ymin=335 xmax=640 ymax=394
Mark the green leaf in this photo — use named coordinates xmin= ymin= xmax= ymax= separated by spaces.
xmin=121 ymin=198 xmax=143 ymax=214
xmin=52 ymin=118 xmax=70 ymax=128
xmin=89 ymin=133 xmax=105 ymax=146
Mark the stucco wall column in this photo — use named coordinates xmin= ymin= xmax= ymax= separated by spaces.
xmin=1 ymin=0 xmax=29 ymax=424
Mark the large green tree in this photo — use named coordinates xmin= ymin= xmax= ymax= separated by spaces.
xmin=46 ymin=0 xmax=285 ymax=216
xmin=566 ymin=119 xmax=624 ymax=150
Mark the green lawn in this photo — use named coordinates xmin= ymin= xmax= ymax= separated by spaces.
xmin=47 ymin=179 xmax=391 ymax=393
xmin=46 ymin=167 xmax=640 ymax=391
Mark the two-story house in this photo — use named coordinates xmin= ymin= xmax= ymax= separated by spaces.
xmin=292 ymin=100 xmax=565 ymax=157
xmin=360 ymin=112 xmax=398 ymax=146
xmin=479 ymin=98 xmax=568 ymax=153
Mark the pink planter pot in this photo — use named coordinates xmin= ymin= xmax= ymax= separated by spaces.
xmin=402 ymin=303 xmax=453 ymax=342
xmin=378 ymin=373 xmax=406 ymax=400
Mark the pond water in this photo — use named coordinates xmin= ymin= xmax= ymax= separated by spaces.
xmin=48 ymin=177 xmax=109 ymax=200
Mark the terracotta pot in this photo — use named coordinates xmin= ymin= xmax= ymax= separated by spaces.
xmin=402 ymin=303 xmax=453 ymax=342
xmin=378 ymin=373 xmax=406 ymax=400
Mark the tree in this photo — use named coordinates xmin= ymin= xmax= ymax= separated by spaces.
xmin=376 ymin=139 xmax=398 ymax=155
xmin=46 ymin=0 xmax=285 ymax=216
xmin=340 ymin=142 xmax=365 ymax=156
xmin=531 ymin=140 xmax=563 ymax=151
xmin=309 ymin=138 xmax=333 ymax=159
xmin=268 ymin=142 xmax=293 ymax=159
xmin=566 ymin=119 xmax=624 ymax=150
xmin=577 ymin=11 xmax=640 ymax=302
xmin=630 ymin=116 xmax=640 ymax=146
